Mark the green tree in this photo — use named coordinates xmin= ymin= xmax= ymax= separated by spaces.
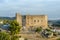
xmin=9 ymin=20 xmax=21 ymax=35
xmin=3 ymin=20 xmax=8 ymax=24
xmin=35 ymin=27 xmax=42 ymax=32
xmin=11 ymin=35 xmax=19 ymax=40
xmin=3 ymin=19 xmax=12 ymax=24
xmin=0 ymin=32 xmax=11 ymax=40
xmin=45 ymin=28 xmax=52 ymax=32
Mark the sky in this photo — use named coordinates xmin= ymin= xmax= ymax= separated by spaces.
xmin=0 ymin=0 xmax=60 ymax=20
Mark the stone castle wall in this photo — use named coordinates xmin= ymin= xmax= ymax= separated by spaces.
xmin=16 ymin=13 xmax=48 ymax=29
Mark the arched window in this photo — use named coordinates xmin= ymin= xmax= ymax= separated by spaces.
xmin=38 ymin=20 xmax=39 ymax=22
xmin=34 ymin=20 xmax=36 ymax=22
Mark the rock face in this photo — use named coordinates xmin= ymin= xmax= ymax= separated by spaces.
xmin=16 ymin=13 xmax=48 ymax=29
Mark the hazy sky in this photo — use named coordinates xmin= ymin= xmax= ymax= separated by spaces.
xmin=0 ymin=0 xmax=60 ymax=20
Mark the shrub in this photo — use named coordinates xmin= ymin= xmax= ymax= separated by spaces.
xmin=35 ymin=27 xmax=42 ymax=32
xmin=57 ymin=38 xmax=60 ymax=40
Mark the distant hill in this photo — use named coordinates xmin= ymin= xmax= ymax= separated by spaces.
xmin=48 ymin=20 xmax=60 ymax=27
xmin=0 ymin=17 xmax=16 ymax=20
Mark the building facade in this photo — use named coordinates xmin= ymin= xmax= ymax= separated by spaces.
xmin=16 ymin=13 xmax=48 ymax=29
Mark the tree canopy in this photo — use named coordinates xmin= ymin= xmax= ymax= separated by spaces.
xmin=35 ymin=27 xmax=42 ymax=32
xmin=9 ymin=20 xmax=21 ymax=35
xmin=0 ymin=32 xmax=11 ymax=40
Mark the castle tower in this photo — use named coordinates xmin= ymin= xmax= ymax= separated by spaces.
xmin=16 ymin=13 xmax=22 ymax=26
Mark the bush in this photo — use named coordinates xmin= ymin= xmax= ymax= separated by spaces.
xmin=35 ymin=27 xmax=42 ymax=32
xmin=57 ymin=38 xmax=60 ymax=40
xmin=24 ymin=38 xmax=28 ymax=40
xmin=0 ymin=32 xmax=11 ymax=40
xmin=9 ymin=20 xmax=21 ymax=35
xmin=53 ymin=32 xmax=58 ymax=36
xmin=45 ymin=29 xmax=51 ymax=32
xmin=11 ymin=35 xmax=19 ymax=40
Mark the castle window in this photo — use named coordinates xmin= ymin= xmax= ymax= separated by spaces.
xmin=34 ymin=20 xmax=36 ymax=22
xmin=38 ymin=20 xmax=39 ymax=22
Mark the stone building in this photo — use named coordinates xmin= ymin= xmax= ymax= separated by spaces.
xmin=16 ymin=13 xmax=48 ymax=29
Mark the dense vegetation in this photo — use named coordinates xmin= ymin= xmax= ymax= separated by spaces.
xmin=35 ymin=27 xmax=42 ymax=32
xmin=0 ymin=20 xmax=21 ymax=40
xmin=9 ymin=20 xmax=21 ymax=35
xmin=0 ymin=32 xmax=11 ymax=40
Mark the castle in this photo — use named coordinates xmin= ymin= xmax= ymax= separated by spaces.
xmin=16 ymin=13 xmax=48 ymax=29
